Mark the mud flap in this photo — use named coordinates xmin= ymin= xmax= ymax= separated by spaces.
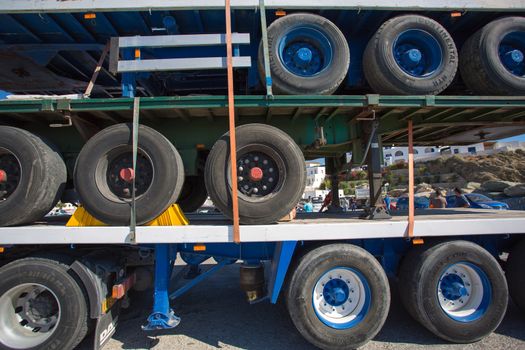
xmin=93 ymin=300 xmax=121 ymax=350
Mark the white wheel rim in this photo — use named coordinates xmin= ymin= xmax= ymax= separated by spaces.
xmin=437 ymin=262 xmax=491 ymax=322
xmin=0 ymin=283 xmax=61 ymax=349
xmin=312 ymin=267 xmax=371 ymax=329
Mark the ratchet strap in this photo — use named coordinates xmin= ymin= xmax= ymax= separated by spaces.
xmin=225 ymin=0 xmax=241 ymax=243
xmin=407 ymin=119 xmax=415 ymax=239
xmin=130 ymin=97 xmax=140 ymax=243
xmin=259 ymin=0 xmax=273 ymax=96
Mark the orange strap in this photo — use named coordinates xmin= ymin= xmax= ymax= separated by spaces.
xmin=225 ymin=0 xmax=240 ymax=243
xmin=407 ymin=120 xmax=415 ymax=238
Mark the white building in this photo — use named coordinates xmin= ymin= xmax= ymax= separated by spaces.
xmin=303 ymin=162 xmax=344 ymax=200
xmin=383 ymin=143 xmax=485 ymax=166
xmin=305 ymin=162 xmax=326 ymax=189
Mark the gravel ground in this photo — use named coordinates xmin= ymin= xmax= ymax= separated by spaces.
xmin=79 ymin=263 xmax=525 ymax=350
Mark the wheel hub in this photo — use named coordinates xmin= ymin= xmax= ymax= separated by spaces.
xmin=0 ymin=283 xmax=61 ymax=349
xmin=249 ymin=167 xmax=264 ymax=182
xmin=437 ymin=262 xmax=491 ymax=322
xmin=237 ymin=151 xmax=280 ymax=197
xmin=119 ymin=167 xmax=135 ymax=183
xmin=323 ymin=279 xmax=350 ymax=307
xmin=278 ymin=27 xmax=333 ymax=77
xmin=0 ymin=152 xmax=21 ymax=200
xmin=17 ymin=288 xmax=59 ymax=332
xmin=402 ymin=48 xmax=422 ymax=66
xmin=293 ymin=47 xmax=313 ymax=66
xmin=499 ymin=32 xmax=525 ymax=76
xmin=440 ymin=274 xmax=468 ymax=300
xmin=393 ymin=29 xmax=443 ymax=77
xmin=312 ymin=267 xmax=371 ymax=329
xmin=106 ymin=152 xmax=153 ymax=199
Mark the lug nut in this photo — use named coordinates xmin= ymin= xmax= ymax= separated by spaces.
xmin=253 ymin=188 xmax=258 ymax=193
xmin=238 ymin=176 xmax=243 ymax=181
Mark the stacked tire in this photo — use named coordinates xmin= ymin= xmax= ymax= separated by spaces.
xmin=0 ymin=126 xmax=66 ymax=226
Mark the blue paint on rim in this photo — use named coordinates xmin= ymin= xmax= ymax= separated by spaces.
xmin=312 ymin=267 xmax=371 ymax=330
xmin=499 ymin=32 xmax=525 ymax=77
xmin=393 ymin=29 xmax=443 ymax=78
xmin=278 ymin=26 xmax=333 ymax=77
xmin=438 ymin=262 xmax=492 ymax=323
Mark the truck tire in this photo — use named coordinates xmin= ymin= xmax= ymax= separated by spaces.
xmin=285 ymin=244 xmax=390 ymax=350
xmin=460 ymin=17 xmax=525 ymax=95
xmin=205 ymin=124 xmax=305 ymax=225
xmin=258 ymin=13 xmax=349 ymax=95
xmin=0 ymin=126 xmax=66 ymax=226
xmin=0 ymin=257 xmax=89 ymax=350
xmin=398 ymin=240 xmax=508 ymax=343
xmin=506 ymin=239 xmax=525 ymax=314
xmin=74 ymin=123 xmax=184 ymax=225
xmin=364 ymin=15 xmax=458 ymax=95
xmin=178 ymin=175 xmax=207 ymax=212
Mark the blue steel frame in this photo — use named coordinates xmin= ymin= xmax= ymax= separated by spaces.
xmin=143 ymin=235 xmax=505 ymax=330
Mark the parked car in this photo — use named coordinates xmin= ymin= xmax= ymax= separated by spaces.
xmin=396 ymin=196 xmax=430 ymax=210
xmin=446 ymin=193 xmax=509 ymax=210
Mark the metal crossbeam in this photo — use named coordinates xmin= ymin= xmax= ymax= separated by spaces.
xmin=118 ymin=33 xmax=250 ymax=48
xmin=117 ymin=57 xmax=251 ymax=72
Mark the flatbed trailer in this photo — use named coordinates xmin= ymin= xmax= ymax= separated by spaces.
xmin=2 ymin=1 xmax=525 ymax=349
xmin=1 ymin=209 xmax=525 ymax=350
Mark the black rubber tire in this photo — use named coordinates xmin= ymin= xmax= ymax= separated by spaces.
xmin=286 ymin=244 xmax=390 ymax=350
xmin=398 ymin=240 xmax=508 ymax=343
xmin=506 ymin=239 xmax=525 ymax=314
xmin=363 ymin=15 xmax=458 ymax=95
xmin=74 ymin=123 xmax=184 ymax=225
xmin=0 ymin=257 xmax=89 ymax=350
xmin=460 ymin=17 xmax=525 ymax=95
xmin=205 ymin=123 xmax=305 ymax=225
xmin=0 ymin=126 xmax=66 ymax=226
xmin=177 ymin=175 xmax=208 ymax=212
xmin=258 ymin=13 xmax=350 ymax=95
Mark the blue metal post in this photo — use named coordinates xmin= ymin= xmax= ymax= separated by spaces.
xmin=142 ymin=244 xmax=181 ymax=330
xmin=121 ymin=48 xmax=136 ymax=98
xmin=268 ymin=241 xmax=297 ymax=303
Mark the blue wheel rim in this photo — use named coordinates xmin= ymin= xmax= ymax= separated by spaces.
xmin=312 ymin=267 xmax=371 ymax=329
xmin=278 ymin=26 xmax=333 ymax=77
xmin=437 ymin=262 xmax=491 ymax=323
xmin=499 ymin=32 xmax=525 ymax=77
xmin=392 ymin=29 xmax=443 ymax=78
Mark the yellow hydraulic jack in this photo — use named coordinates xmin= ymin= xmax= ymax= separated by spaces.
xmin=66 ymin=204 xmax=189 ymax=227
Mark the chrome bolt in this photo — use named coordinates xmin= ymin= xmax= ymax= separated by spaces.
xmin=238 ymin=176 xmax=243 ymax=181
xmin=245 ymin=159 xmax=250 ymax=164
xmin=269 ymin=178 xmax=274 ymax=182
xmin=254 ymin=156 xmax=259 ymax=161
xmin=253 ymin=188 xmax=258 ymax=193
xmin=263 ymin=160 xmax=268 ymax=165
xmin=262 ymin=185 xmax=267 ymax=190
xmin=269 ymin=168 xmax=274 ymax=172
xmin=244 ymin=185 xmax=249 ymax=190
xmin=239 ymin=166 xmax=243 ymax=171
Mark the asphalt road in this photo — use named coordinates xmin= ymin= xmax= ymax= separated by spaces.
xmin=79 ymin=263 xmax=525 ymax=350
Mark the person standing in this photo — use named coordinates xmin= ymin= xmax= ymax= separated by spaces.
xmin=431 ymin=189 xmax=447 ymax=208
xmin=384 ymin=194 xmax=391 ymax=211
xmin=303 ymin=199 xmax=313 ymax=213
xmin=453 ymin=187 xmax=470 ymax=208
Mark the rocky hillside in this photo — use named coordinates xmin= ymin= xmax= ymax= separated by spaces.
xmin=424 ymin=150 xmax=525 ymax=183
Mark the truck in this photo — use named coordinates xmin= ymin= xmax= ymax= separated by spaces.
xmin=1 ymin=1 xmax=525 ymax=349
